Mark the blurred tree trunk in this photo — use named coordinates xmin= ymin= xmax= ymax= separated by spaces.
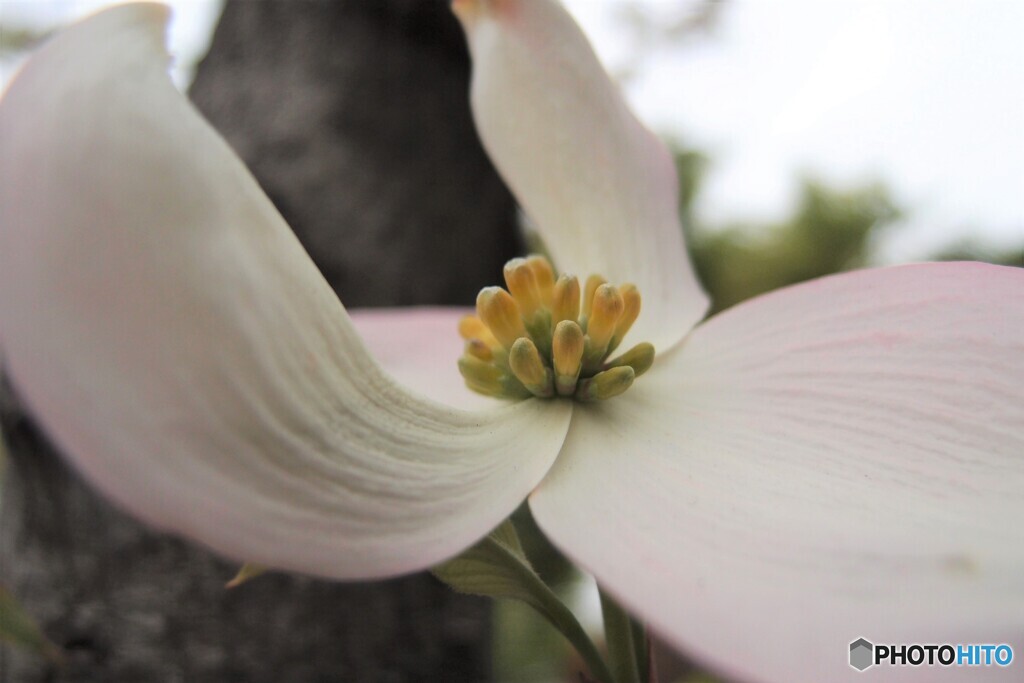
xmin=0 ymin=1 xmax=521 ymax=681
xmin=189 ymin=0 xmax=521 ymax=307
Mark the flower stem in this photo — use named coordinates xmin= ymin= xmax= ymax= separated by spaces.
xmin=432 ymin=520 xmax=615 ymax=683
xmin=631 ymin=615 xmax=650 ymax=682
xmin=599 ymin=585 xmax=643 ymax=683
xmin=530 ymin=577 xmax=615 ymax=683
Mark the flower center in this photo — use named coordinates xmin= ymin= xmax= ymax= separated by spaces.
xmin=457 ymin=255 xmax=654 ymax=401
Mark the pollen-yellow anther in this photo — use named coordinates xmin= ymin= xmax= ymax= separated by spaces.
xmin=458 ymin=315 xmax=499 ymax=348
xmin=607 ymin=283 xmax=641 ymax=353
xmin=581 ymin=274 xmax=607 ymax=324
xmin=477 ymin=286 xmax=527 ymax=349
xmin=551 ymin=274 xmax=581 ymax=325
xmin=458 ymin=355 xmax=531 ymax=399
xmin=458 ymin=354 xmax=502 ymax=381
xmin=459 ymin=259 xmax=653 ymax=402
xmin=586 ymin=284 xmax=624 ymax=353
xmin=552 ymin=320 xmax=584 ymax=396
xmin=576 ymin=366 xmax=635 ymax=402
xmin=503 ymin=258 xmax=542 ymax=319
xmin=509 ymin=337 xmax=554 ymax=397
xmin=605 ymin=342 xmax=655 ymax=377
xmin=465 ymin=338 xmax=493 ymax=362
xmin=526 ymin=255 xmax=556 ymax=308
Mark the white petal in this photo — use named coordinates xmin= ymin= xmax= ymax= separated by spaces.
xmin=0 ymin=5 xmax=572 ymax=580
xmin=454 ymin=0 xmax=708 ymax=351
xmin=349 ymin=307 xmax=500 ymax=410
xmin=531 ymin=263 xmax=1024 ymax=682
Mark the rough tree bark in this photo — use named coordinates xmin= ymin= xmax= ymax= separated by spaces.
xmin=0 ymin=1 xmax=522 ymax=681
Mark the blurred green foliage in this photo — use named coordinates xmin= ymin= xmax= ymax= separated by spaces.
xmin=930 ymin=240 xmax=1023 ymax=268
xmin=675 ymin=143 xmax=1020 ymax=317
xmin=0 ymin=24 xmax=47 ymax=55
xmin=690 ymin=179 xmax=900 ymax=314
xmin=676 ymin=147 xmax=902 ymax=314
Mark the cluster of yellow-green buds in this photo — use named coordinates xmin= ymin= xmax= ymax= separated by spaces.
xmin=458 ymin=255 xmax=655 ymax=402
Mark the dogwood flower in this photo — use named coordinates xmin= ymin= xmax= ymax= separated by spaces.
xmin=1 ymin=2 xmax=1022 ymax=681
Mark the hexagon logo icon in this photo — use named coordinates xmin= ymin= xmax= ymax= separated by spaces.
xmin=850 ymin=638 xmax=874 ymax=671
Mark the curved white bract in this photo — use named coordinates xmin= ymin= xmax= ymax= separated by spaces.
xmin=532 ymin=263 xmax=1024 ymax=682
xmin=454 ymin=0 xmax=709 ymax=352
xmin=0 ymin=5 xmax=572 ymax=580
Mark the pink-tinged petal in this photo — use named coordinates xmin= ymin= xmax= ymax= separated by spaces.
xmin=0 ymin=5 xmax=573 ymax=580
xmin=531 ymin=263 xmax=1024 ymax=682
xmin=453 ymin=0 xmax=708 ymax=351
xmin=349 ymin=307 xmax=499 ymax=410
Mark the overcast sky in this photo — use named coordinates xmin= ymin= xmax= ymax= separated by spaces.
xmin=565 ymin=0 xmax=1023 ymax=262
xmin=3 ymin=0 xmax=1021 ymax=262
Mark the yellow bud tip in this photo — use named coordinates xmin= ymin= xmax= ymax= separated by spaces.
xmin=503 ymin=258 xmax=541 ymax=318
xmin=608 ymin=284 xmax=641 ymax=353
xmin=525 ymin=255 xmax=556 ymax=307
xmin=607 ymin=342 xmax=655 ymax=377
xmin=551 ymin=274 xmax=581 ymax=325
xmin=552 ymin=320 xmax=584 ymax=374
xmin=459 ymin=355 xmax=519 ymax=398
xmin=552 ymin=320 xmax=585 ymax=396
xmin=457 ymin=315 xmax=481 ymax=340
xmin=581 ymin=274 xmax=607 ymax=320
xmin=576 ymin=366 xmax=635 ymax=402
xmin=226 ymin=562 xmax=267 ymax=589
xmin=457 ymin=315 xmax=499 ymax=348
xmin=459 ymin=354 xmax=503 ymax=383
xmin=509 ymin=337 xmax=553 ymax=397
xmin=465 ymin=338 xmax=493 ymax=361
xmin=476 ymin=286 xmax=527 ymax=349
xmin=586 ymin=284 xmax=624 ymax=351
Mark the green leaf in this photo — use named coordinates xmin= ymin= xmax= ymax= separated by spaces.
xmin=433 ymin=519 xmax=614 ymax=683
xmin=432 ymin=519 xmax=538 ymax=606
xmin=0 ymin=585 xmax=61 ymax=663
